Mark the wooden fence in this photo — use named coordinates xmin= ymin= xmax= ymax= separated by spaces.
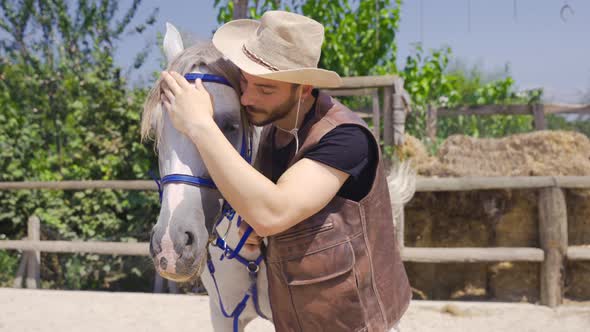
xmin=2 ymin=176 xmax=590 ymax=307
xmin=426 ymin=103 xmax=590 ymax=142
xmin=322 ymin=75 xmax=411 ymax=147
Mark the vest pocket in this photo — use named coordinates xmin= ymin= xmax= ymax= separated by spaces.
xmin=275 ymin=222 xmax=334 ymax=243
xmin=283 ymin=240 xmax=366 ymax=331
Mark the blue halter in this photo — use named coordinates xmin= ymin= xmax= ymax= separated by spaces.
xmin=184 ymin=73 xmax=233 ymax=88
xmin=151 ymin=72 xmax=248 ymax=197
xmin=150 ymin=73 xmax=268 ymax=330
xmin=152 ymin=127 xmax=251 ymax=200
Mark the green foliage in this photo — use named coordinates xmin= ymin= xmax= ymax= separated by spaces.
xmin=0 ymin=250 xmax=20 ymax=287
xmin=40 ymin=252 xmax=154 ymax=291
xmin=0 ymin=0 xmax=159 ymax=290
xmin=213 ymin=0 xmax=401 ymax=146
xmin=214 ymin=0 xmax=402 ymax=76
xmin=547 ymin=114 xmax=590 ymax=138
xmin=213 ymin=1 xmax=547 ymax=149
xmin=401 ymin=45 xmax=543 ymax=147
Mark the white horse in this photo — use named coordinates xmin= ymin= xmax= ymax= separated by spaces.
xmin=141 ymin=23 xmax=415 ymax=332
xmin=141 ymin=23 xmax=271 ymax=331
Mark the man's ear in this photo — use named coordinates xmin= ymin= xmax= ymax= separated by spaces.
xmin=163 ymin=22 xmax=184 ymax=64
xmin=302 ymin=85 xmax=314 ymax=99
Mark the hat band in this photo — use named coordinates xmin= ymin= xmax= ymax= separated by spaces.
xmin=242 ymin=44 xmax=279 ymax=72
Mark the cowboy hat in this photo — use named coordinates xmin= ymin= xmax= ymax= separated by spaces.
xmin=212 ymin=10 xmax=343 ymax=88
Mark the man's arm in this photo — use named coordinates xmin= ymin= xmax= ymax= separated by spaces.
xmin=159 ymin=71 xmax=348 ymax=236
xmin=190 ymin=117 xmax=349 ymax=237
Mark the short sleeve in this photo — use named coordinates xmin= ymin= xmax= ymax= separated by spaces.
xmin=303 ymin=124 xmax=372 ymax=179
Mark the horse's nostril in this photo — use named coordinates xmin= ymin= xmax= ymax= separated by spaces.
xmin=160 ymin=257 xmax=168 ymax=270
xmin=185 ymin=231 xmax=194 ymax=246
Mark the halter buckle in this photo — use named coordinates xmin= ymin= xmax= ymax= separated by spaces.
xmin=247 ymin=261 xmax=260 ymax=273
xmin=224 ymin=249 xmax=233 ymax=258
xmin=208 ymin=233 xmax=218 ymax=245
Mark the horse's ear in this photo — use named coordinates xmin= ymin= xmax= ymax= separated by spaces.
xmin=163 ymin=22 xmax=184 ymax=63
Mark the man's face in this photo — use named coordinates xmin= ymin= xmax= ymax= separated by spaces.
xmin=239 ymin=71 xmax=299 ymax=126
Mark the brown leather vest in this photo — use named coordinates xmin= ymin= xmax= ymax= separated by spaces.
xmin=256 ymin=92 xmax=411 ymax=332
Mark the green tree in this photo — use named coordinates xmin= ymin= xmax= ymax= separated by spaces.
xmin=214 ymin=0 xmax=402 ymax=76
xmin=401 ymin=45 xmax=542 ymax=146
xmin=213 ymin=1 xmax=543 ymax=148
xmin=0 ymin=0 xmax=159 ymax=290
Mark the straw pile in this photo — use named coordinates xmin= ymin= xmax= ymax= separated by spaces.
xmin=402 ymin=130 xmax=590 ymax=302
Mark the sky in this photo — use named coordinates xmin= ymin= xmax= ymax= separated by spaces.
xmin=115 ymin=0 xmax=590 ymax=103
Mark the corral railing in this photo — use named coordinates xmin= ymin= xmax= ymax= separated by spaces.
xmin=2 ymin=176 xmax=590 ymax=307
xmin=425 ymin=103 xmax=590 ymax=141
xmin=322 ymin=75 xmax=410 ymax=147
xmin=403 ymin=176 xmax=590 ymax=308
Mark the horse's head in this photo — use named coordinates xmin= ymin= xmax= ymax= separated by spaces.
xmin=141 ymin=23 xmax=248 ymax=282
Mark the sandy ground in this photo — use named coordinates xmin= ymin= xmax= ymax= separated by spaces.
xmin=1 ymin=288 xmax=589 ymax=332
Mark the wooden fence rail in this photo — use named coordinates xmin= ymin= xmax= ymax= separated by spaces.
xmin=3 ymin=176 xmax=590 ymax=192
xmin=2 ymin=176 xmax=590 ymax=307
xmin=426 ymin=102 xmax=590 ymax=142
xmin=322 ymin=74 xmax=411 ymax=148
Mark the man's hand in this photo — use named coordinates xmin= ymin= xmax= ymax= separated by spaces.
xmin=160 ymin=71 xmax=215 ymax=138
xmin=238 ymin=221 xmax=263 ymax=252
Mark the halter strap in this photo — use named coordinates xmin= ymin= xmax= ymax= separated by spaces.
xmin=153 ymin=126 xmax=251 ymax=200
xmin=184 ymin=73 xmax=233 ymax=88
xmin=160 ymin=174 xmax=216 ymax=190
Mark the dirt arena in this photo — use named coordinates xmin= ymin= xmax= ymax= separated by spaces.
xmin=1 ymin=288 xmax=589 ymax=331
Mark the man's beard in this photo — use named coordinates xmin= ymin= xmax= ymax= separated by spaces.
xmin=245 ymin=92 xmax=299 ymax=127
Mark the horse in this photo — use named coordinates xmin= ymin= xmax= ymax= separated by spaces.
xmin=141 ymin=22 xmax=416 ymax=332
xmin=141 ymin=23 xmax=271 ymax=331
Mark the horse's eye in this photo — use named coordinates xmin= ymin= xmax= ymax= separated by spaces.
xmin=223 ymin=122 xmax=239 ymax=133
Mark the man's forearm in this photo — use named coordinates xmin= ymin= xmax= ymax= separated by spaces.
xmin=188 ymin=118 xmax=286 ymax=236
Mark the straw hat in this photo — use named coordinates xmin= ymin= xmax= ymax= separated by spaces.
xmin=212 ymin=11 xmax=343 ymax=88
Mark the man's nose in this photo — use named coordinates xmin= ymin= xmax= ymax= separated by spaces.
xmin=240 ymin=86 xmax=255 ymax=106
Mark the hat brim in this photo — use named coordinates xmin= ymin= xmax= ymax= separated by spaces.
xmin=212 ymin=19 xmax=343 ymax=88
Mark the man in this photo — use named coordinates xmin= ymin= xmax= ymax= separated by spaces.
xmin=160 ymin=10 xmax=410 ymax=332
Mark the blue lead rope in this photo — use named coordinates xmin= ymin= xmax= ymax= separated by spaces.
xmin=206 ymin=201 xmax=270 ymax=325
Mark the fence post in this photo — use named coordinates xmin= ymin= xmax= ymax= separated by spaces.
xmin=533 ymin=104 xmax=546 ymax=130
xmin=168 ymin=281 xmax=178 ymax=294
xmin=392 ymin=76 xmax=409 ymax=146
xmin=25 ymin=216 xmax=41 ymax=289
xmin=426 ymin=104 xmax=438 ymax=143
xmin=13 ymin=252 xmax=28 ymax=288
xmin=372 ymin=90 xmax=381 ymax=142
xmin=232 ymin=0 xmax=249 ymax=19
xmin=539 ymin=187 xmax=567 ymax=307
xmin=154 ymin=272 xmax=164 ymax=293
xmin=397 ymin=208 xmax=405 ymax=249
xmin=392 ymin=90 xmax=406 ymax=146
xmin=383 ymin=86 xmax=394 ymax=147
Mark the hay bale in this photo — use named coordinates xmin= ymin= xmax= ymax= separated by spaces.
xmin=565 ymin=189 xmax=590 ymax=300
xmin=493 ymin=190 xmax=538 ymax=247
xmin=435 ymin=263 xmax=488 ymax=300
xmin=489 ymin=262 xmax=540 ymax=302
xmin=401 ymin=134 xmax=430 ymax=165
xmin=405 ymin=263 xmax=435 ymax=300
xmin=404 ymin=130 xmax=590 ymax=302
xmin=566 ymin=261 xmax=590 ymax=300
xmin=404 ymin=193 xmax=434 ymax=247
xmin=566 ymin=189 xmax=590 ymax=245
xmin=401 ymin=134 xmax=460 ymax=177
xmin=405 ymin=263 xmax=488 ymax=301
xmin=404 ymin=193 xmax=436 ymax=300
xmin=435 ymin=131 xmax=590 ymax=176
xmin=405 ymin=191 xmax=492 ymax=301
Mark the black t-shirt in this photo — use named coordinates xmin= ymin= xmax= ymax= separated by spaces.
xmin=269 ymin=96 xmax=377 ymax=202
